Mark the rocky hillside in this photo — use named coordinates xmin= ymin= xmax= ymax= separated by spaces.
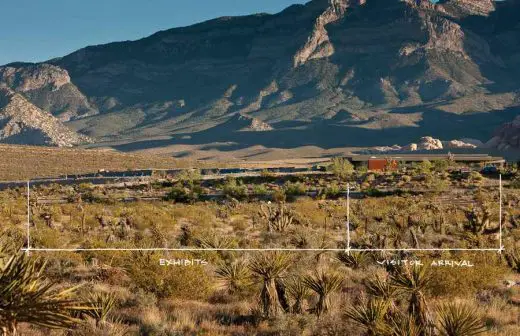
xmin=0 ymin=0 xmax=519 ymax=150
xmin=488 ymin=115 xmax=520 ymax=151
xmin=0 ymin=87 xmax=90 ymax=147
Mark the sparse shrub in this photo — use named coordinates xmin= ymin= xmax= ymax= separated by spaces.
xmin=468 ymin=171 xmax=483 ymax=184
xmin=253 ymin=184 xmax=269 ymax=196
xmin=165 ymin=183 xmax=199 ymax=203
xmin=284 ymin=182 xmax=307 ymax=197
xmin=356 ymin=163 xmax=368 ymax=174
xmin=504 ymin=247 xmax=520 ymax=272
xmin=271 ymin=189 xmax=287 ymax=203
xmin=510 ymin=177 xmax=520 ymax=189
xmin=415 ymin=160 xmax=433 ymax=175
xmin=318 ymin=183 xmax=341 ymax=199
xmin=432 ymin=159 xmax=450 ymax=173
xmin=176 ymin=169 xmax=202 ymax=186
xmin=125 ymin=254 xmax=213 ymax=300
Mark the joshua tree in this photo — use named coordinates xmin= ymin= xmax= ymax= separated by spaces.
xmin=345 ymin=298 xmax=390 ymax=336
xmin=436 ymin=302 xmax=486 ymax=336
xmin=390 ymin=266 xmax=433 ymax=333
xmin=0 ymin=253 xmax=85 ymax=335
xmin=303 ymin=270 xmax=344 ymax=317
xmin=249 ymin=252 xmax=292 ymax=318
xmin=259 ymin=202 xmax=294 ymax=232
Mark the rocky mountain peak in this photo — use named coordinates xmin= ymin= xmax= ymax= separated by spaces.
xmin=0 ymin=64 xmax=71 ymax=92
xmin=293 ymin=0 xmax=364 ymax=67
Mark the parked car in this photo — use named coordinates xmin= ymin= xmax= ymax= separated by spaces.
xmin=480 ymin=166 xmax=498 ymax=174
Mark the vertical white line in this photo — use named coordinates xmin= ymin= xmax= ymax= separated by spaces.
xmin=346 ymin=183 xmax=351 ymax=255
xmin=499 ymin=174 xmax=503 ymax=253
xmin=26 ymin=180 xmax=30 ymax=255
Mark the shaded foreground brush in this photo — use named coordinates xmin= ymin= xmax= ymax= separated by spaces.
xmin=0 ymin=252 xmax=88 ymax=335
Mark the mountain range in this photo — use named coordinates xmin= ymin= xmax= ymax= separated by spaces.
xmin=0 ymin=0 xmax=519 ymax=155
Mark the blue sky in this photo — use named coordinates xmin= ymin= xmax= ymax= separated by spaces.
xmin=0 ymin=0 xmax=306 ymax=65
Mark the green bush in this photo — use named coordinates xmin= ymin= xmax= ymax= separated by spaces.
xmin=253 ymin=184 xmax=269 ymax=195
xmin=284 ymin=182 xmax=307 ymax=196
xmin=328 ymin=157 xmax=354 ymax=180
xmin=432 ymin=159 xmax=450 ymax=173
xmin=222 ymin=178 xmax=248 ymax=200
xmin=165 ymin=183 xmax=199 ymax=203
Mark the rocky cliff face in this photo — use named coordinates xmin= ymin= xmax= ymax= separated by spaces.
xmin=0 ymin=0 xmax=519 ymax=149
xmin=488 ymin=116 xmax=520 ymax=151
xmin=0 ymin=88 xmax=90 ymax=146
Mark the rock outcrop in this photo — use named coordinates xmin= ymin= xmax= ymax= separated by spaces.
xmin=0 ymin=88 xmax=90 ymax=147
xmin=487 ymin=116 xmax=520 ymax=151
xmin=362 ymin=136 xmax=478 ymax=153
xmin=418 ymin=136 xmax=444 ymax=150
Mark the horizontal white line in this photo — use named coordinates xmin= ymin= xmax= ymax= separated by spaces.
xmin=21 ymin=247 xmax=503 ymax=252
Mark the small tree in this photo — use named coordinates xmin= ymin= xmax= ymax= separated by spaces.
xmin=329 ymin=157 xmax=354 ymax=180
xmin=390 ymin=266 xmax=433 ymax=331
xmin=249 ymin=252 xmax=292 ymax=318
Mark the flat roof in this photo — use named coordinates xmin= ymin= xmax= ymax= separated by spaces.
xmin=347 ymin=154 xmax=505 ymax=162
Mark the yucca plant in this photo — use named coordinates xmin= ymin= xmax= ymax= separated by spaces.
xmin=390 ymin=266 xmax=433 ymax=332
xmin=436 ymin=302 xmax=486 ymax=336
xmin=365 ymin=274 xmax=397 ymax=302
xmin=389 ymin=313 xmax=424 ymax=336
xmin=345 ymin=298 xmax=391 ymax=336
xmin=215 ymin=260 xmax=251 ymax=295
xmin=303 ymin=270 xmax=344 ymax=317
xmin=336 ymin=251 xmax=369 ymax=269
xmin=285 ymin=276 xmax=310 ymax=314
xmin=249 ymin=252 xmax=293 ymax=318
xmin=0 ymin=253 xmax=85 ymax=335
xmin=83 ymin=291 xmax=117 ymax=325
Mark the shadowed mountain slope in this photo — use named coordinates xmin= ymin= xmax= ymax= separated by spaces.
xmin=1 ymin=0 xmax=519 ymax=150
